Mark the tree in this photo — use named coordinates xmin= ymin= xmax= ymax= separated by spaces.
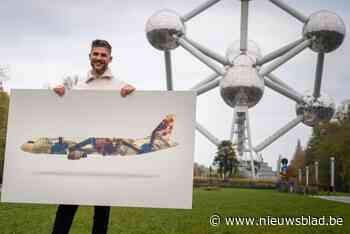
xmin=193 ymin=162 xmax=209 ymax=177
xmin=289 ymin=139 xmax=306 ymax=178
xmin=0 ymin=91 xmax=9 ymax=183
xmin=304 ymin=116 xmax=350 ymax=191
xmin=213 ymin=140 xmax=238 ymax=180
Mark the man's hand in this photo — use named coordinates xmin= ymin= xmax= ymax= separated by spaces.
xmin=120 ymin=84 xmax=135 ymax=97
xmin=53 ymin=85 xmax=65 ymax=97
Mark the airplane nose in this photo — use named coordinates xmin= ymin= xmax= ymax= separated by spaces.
xmin=21 ymin=143 xmax=34 ymax=153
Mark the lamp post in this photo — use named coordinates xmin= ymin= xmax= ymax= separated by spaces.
xmin=315 ymin=161 xmax=319 ymax=185
xmin=330 ymin=157 xmax=335 ymax=192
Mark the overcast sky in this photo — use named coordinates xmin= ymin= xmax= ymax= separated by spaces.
xmin=1 ymin=0 xmax=349 ymax=170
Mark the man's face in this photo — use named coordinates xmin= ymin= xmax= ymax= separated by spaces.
xmin=89 ymin=47 xmax=112 ymax=75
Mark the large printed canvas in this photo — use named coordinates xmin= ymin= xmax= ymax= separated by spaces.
xmin=1 ymin=90 xmax=196 ymax=209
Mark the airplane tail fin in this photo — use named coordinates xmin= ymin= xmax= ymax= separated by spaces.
xmin=152 ymin=114 xmax=176 ymax=142
xmin=139 ymin=114 xmax=176 ymax=154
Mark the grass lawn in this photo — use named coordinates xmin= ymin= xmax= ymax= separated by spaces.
xmin=1 ymin=188 xmax=349 ymax=234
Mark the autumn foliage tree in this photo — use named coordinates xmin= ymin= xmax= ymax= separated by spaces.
xmin=289 ymin=139 xmax=306 ymax=178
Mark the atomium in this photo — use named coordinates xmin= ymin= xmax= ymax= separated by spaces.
xmin=146 ymin=0 xmax=346 ymax=178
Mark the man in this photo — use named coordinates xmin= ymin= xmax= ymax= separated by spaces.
xmin=52 ymin=39 xmax=135 ymax=234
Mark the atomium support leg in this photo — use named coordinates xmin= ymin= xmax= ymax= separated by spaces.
xmin=256 ymin=38 xmax=306 ymax=66
xmin=313 ymin=53 xmax=325 ymax=99
xmin=240 ymin=0 xmax=249 ymax=52
xmin=264 ymin=78 xmax=305 ymax=103
xmin=254 ymin=115 xmax=303 ymax=152
xmin=232 ymin=105 xmax=247 ymax=156
xmin=164 ymin=50 xmax=173 ymax=90
xmin=230 ymin=108 xmax=236 ymax=142
xmin=191 ymin=72 xmax=220 ymax=90
xmin=196 ymin=122 xmax=221 ymax=146
xmin=183 ymin=36 xmax=229 ymax=65
xmin=259 ymin=39 xmax=311 ymax=76
xmin=231 ymin=106 xmax=256 ymax=178
xmin=245 ymin=109 xmax=256 ymax=178
xmin=235 ymin=112 xmax=246 ymax=157
xmin=176 ymin=36 xmax=226 ymax=76
xmin=182 ymin=0 xmax=222 ymax=22
xmin=269 ymin=0 xmax=308 ymax=23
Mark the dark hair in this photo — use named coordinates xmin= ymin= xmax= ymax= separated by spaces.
xmin=91 ymin=39 xmax=112 ymax=54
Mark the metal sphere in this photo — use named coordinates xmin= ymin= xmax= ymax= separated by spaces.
xmin=145 ymin=9 xmax=185 ymax=50
xmin=220 ymin=57 xmax=264 ymax=108
xmin=296 ymin=91 xmax=335 ymax=127
xmin=0 ymin=66 xmax=10 ymax=81
xmin=226 ymin=40 xmax=262 ymax=64
xmin=303 ymin=10 xmax=346 ymax=53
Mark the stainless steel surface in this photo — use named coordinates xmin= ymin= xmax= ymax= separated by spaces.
xmin=164 ymin=50 xmax=173 ymax=90
xmin=264 ymin=78 xmax=304 ymax=104
xmin=184 ymin=36 xmax=229 ymax=65
xmin=226 ymin=40 xmax=262 ymax=64
xmin=313 ymin=53 xmax=325 ymax=98
xmin=296 ymin=91 xmax=335 ymax=127
xmin=256 ymin=38 xmax=305 ymax=66
xmin=303 ymin=10 xmax=346 ymax=53
xmin=259 ymin=39 xmax=311 ymax=76
xmin=191 ymin=72 xmax=220 ymax=90
xmin=230 ymin=109 xmax=236 ymax=142
xmin=0 ymin=66 xmax=10 ymax=81
xmin=269 ymin=0 xmax=308 ymax=23
xmin=146 ymin=9 xmax=185 ymax=50
xmin=182 ymin=0 xmax=222 ymax=22
xmin=196 ymin=122 xmax=221 ymax=146
xmin=177 ymin=36 xmax=226 ymax=76
xmin=220 ymin=55 xmax=264 ymax=108
xmin=240 ymin=0 xmax=249 ymax=52
xmin=266 ymin=73 xmax=299 ymax=95
xmin=195 ymin=78 xmax=221 ymax=96
xmin=235 ymin=111 xmax=246 ymax=157
xmin=245 ymin=110 xmax=256 ymax=178
xmin=254 ymin=115 xmax=303 ymax=152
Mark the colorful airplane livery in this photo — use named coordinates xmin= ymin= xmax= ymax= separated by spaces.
xmin=20 ymin=115 xmax=178 ymax=160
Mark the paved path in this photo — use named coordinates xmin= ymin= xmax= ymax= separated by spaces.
xmin=314 ymin=196 xmax=350 ymax=204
